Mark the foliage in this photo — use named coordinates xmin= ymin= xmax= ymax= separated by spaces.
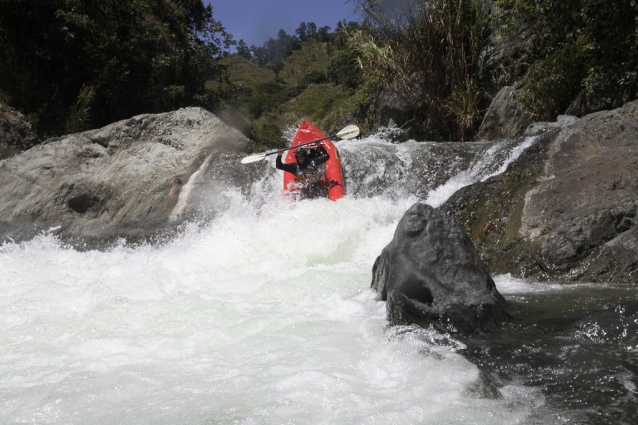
xmin=348 ymin=0 xmax=492 ymax=140
xmin=251 ymin=29 xmax=301 ymax=68
xmin=64 ymin=84 xmax=96 ymax=134
xmin=496 ymin=0 xmax=638 ymax=119
xmin=299 ymin=70 xmax=328 ymax=88
xmin=0 ymin=0 xmax=233 ymax=137
xmin=328 ymin=49 xmax=361 ymax=89
xmin=250 ymin=122 xmax=285 ymax=149
xmin=236 ymin=39 xmax=252 ymax=60
xmin=517 ymin=43 xmax=586 ymax=121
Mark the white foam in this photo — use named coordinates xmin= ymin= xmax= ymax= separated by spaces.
xmin=0 ymin=132 xmax=551 ymax=424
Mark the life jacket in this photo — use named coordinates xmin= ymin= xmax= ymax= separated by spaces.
xmin=295 ymin=164 xmax=325 ymax=185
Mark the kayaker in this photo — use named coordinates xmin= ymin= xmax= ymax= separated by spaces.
xmin=276 ymin=141 xmax=330 ymax=199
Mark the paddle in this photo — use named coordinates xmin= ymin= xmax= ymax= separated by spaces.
xmin=240 ymin=125 xmax=360 ymax=164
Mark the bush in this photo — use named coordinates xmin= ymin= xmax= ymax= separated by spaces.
xmin=251 ymin=122 xmax=285 ymax=149
xmin=349 ymin=0 xmax=492 ymax=140
xmin=517 ymin=43 xmax=586 ymax=122
xmin=327 ymin=49 xmax=361 ymax=89
xmin=497 ymin=0 xmax=638 ymax=117
xmin=299 ymin=70 xmax=328 ymax=88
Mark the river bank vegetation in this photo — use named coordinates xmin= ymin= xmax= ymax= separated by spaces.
xmin=1 ymin=0 xmax=637 ymax=147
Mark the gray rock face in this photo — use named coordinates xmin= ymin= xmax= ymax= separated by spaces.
xmin=442 ymin=100 xmax=638 ymax=283
xmin=371 ymin=203 xmax=509 ymax=334
xmin=0 ymin=107 xmax=249 ymax=247
xmin=520 ymin=101 xmax=638 ymax=279
xmin=477 ymin=86 xmax=526 ymax=140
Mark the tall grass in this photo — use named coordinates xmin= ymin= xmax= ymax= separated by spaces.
xmin=349 ymin=0 xmax=491 ymax=140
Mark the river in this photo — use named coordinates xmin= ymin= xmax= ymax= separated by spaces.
xmin=1 ymin=132 xmax=636 ymax=424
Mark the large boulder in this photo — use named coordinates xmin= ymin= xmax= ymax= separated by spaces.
xmin=442 ymin=100 xmax=638 ymax=283
xmin=0 ymin=107 xmax=250 ymax=247
xmin=371 ymin=203 xmax=510 ymax=334
xmin=476 ymin=86 xmax=526 ymax=140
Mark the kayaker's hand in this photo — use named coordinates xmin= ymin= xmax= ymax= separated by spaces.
xmin=313 ymin=141 xmax=321 ymax=149
xmin=277 ymin=148 xmax=283 ymax=156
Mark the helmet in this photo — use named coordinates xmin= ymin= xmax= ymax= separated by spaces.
xmin=295 ymin=148 xmax=309 ymax=158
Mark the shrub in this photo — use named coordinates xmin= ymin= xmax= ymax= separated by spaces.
xmin=349 ymin=0 xmax=492 ymax=140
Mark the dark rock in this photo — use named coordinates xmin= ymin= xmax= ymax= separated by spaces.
xmin=371 ymin=203 xmax=510 ymax=334
xmin=361 ymin=89 xmax=443 ymax=142
xmin=0 ymin=107 xmax=250 ymax=248
xmin=0 ymin=102 xmax=39 ymax=152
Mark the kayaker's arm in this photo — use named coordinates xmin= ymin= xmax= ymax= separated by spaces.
xmin=276 ymin=150 xmax=298 ymax=175
xmin=309 ymin=143 xmax=330 ymax=166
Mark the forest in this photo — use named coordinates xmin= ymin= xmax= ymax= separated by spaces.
xmin=1 ymin=0 xmax=637 ymax=145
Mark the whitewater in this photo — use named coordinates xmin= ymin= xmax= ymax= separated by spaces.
xmin=0 ymin=133 xmax=577 ymax=424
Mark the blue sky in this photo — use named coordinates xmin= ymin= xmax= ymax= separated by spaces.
xmin=208 ymin=0 xmax=360 ymax=49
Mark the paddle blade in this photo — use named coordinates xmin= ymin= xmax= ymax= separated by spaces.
xmin=336 ymin=125 xmax=360 ymax=140
xmin=240 ymin=153 xmax=268 ymax=164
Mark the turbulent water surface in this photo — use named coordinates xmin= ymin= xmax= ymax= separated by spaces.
xmin=1 ymin=132 xmax=636 ymax=424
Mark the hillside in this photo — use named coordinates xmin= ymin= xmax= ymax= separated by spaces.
xmin=212 ymin=39 xmax=359 ymax=150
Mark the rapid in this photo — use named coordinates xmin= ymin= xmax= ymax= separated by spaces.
xmin=1 ymin=131 xmax=636 ymax=424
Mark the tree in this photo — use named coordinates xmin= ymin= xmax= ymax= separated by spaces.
xmin=317 ymin=26 xmax=331 ymax=42
xmin=496 ymin=0 xmax=638 ymax=120
xmin=296 ymin=22 xmax=308 ymax=41
xmin=307 ymin=22 xmax=317 ymax=39
xmin=0 ymin=0 xmax=234 ymax=136
xmin=237 ymin=39 xmax=252 ymax=59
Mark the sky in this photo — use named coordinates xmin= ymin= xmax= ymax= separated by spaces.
xmin=208 ymin=0 xmax=360 ymax=49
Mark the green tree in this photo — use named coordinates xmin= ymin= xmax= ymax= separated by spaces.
xmin=328 ymin=50 xmax=361 ymax=89
xmin=296 ymin=22 xmax=308 ymax=41
xmin=0 ymin=0 xmax=234 ymax=137
xmin=496 ymin=0 xmax=638 ymax=120
xmin=237 ymin=39 xmax=252 ymax=60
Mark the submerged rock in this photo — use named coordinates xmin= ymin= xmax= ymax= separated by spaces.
xmin=0 ymin=107 xmax=250 ymax=247
xmin=371 ymin=203 xmax=509 ymax=334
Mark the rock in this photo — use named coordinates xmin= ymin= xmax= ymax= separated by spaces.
xmin=477 ymin=86 xmax=526 ymax=140
xmin=0 ymin=102 xmax=39 ymax=151
xmin=523 ymin=114 xmax=579 ymax=136
xmin=361 ymin=89 xmax=443 ymax=142
xmin=371 ymin=203 xmax=510 ymax=334
xmin=0 ymin=107 xmax=250 ymax=247
xmin=441 ymin=100 xmax=638 ymax=283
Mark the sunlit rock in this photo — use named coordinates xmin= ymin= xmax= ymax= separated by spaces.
xmin=442 ymin=100 xmax=638 ymax=283
xmin=0 ymin=107 xmax=249 ymax=247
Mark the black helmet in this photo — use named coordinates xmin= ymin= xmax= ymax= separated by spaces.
xmin=295 ymin=147 xmax=309 ymax=158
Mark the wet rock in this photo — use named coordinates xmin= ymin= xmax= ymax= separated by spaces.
xmin=442 ymin=100 xmax=638 ymax=283
xmin=0 ymin=107 xmax=250 ymax=248
xmin=371 ymin=203 xmax=510 ymax=334
xmin=523 ymin=114 xmax=579 ymax=136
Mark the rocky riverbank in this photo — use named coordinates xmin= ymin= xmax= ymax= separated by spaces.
xmin=0 ymin=107 xmax=250 ymax=248
xmin=2 ymin=101 xmax=637 ymax=284
xmin=441 ymin=100 xmax=638 ymax=283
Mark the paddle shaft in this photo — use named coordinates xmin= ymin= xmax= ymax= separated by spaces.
xmin=265 ymin=134 xmax=338 ymax=158
xmin=240 ymin=124 xmax=359 ymax=164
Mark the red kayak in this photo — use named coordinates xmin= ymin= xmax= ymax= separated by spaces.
xmin=282 ymin=120 xmax=345 ymax=201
